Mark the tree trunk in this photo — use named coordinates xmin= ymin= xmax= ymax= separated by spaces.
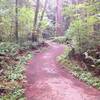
xmin=38 ymin=0 xmax=48 ymax=28
xmin=15 ymin=0 xmax=18 ymax=43
xmin=32 ymin=0 xmax=40 ymax=42
xmin=56 ymin=0 xmax=63 ymax=35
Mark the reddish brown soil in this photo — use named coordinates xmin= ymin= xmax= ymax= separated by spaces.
xmin=25 ymin=42 xmax=100 ymax=100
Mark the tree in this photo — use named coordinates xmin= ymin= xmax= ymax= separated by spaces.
xmin=38 ymin=0 xmax=48 ymax=28
xmin=32 ymin=0 xmax=40 ymax=42
xmin=56 ymin=0 xmax=63 ymax=35
xmin=15 ymin=0 xmax=19 ymax=43
xmin=64 ymin=0 xmax=100 ymax=52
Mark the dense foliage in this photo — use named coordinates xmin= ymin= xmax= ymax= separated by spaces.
xmin=0 ymin=42 xmax=32 ymax=99
xmin=64 ymin=0 xmax=100 ymax=52
xmin=55 ymin=0 xmax=100 ymax=89
xmin=0 ymin=0 xmax=35 ymax=42
xmin=0 ymin=0 xmax=100 ymax=98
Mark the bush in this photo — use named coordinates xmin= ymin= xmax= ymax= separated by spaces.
xmin=0 ymin=42 xmax=32 ymax=99
xmin=52 ymin=36 xmax=71 ymax=44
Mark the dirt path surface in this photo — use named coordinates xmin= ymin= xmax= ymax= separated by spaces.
xmin=25 ymin=42 xmax=100 ymax=100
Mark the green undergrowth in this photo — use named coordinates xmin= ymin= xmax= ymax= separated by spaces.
xmin=0 ymin=42 xmax=32 ymax=100
xmin=58 ymin=50 xmax=100 ymax=90
xmin=52 ymin=36 xmax=68 ymax=44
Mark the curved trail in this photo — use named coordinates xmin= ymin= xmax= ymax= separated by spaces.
xmin=25 ymin=42 xmax=100 ymax=100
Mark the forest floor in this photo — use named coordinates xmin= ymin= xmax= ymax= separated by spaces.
xmin=25 ymin=42 xmax=100 ymax=100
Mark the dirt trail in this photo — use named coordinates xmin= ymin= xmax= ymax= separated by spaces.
xmin=25 ymin=42 xmax=100 ymax=100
